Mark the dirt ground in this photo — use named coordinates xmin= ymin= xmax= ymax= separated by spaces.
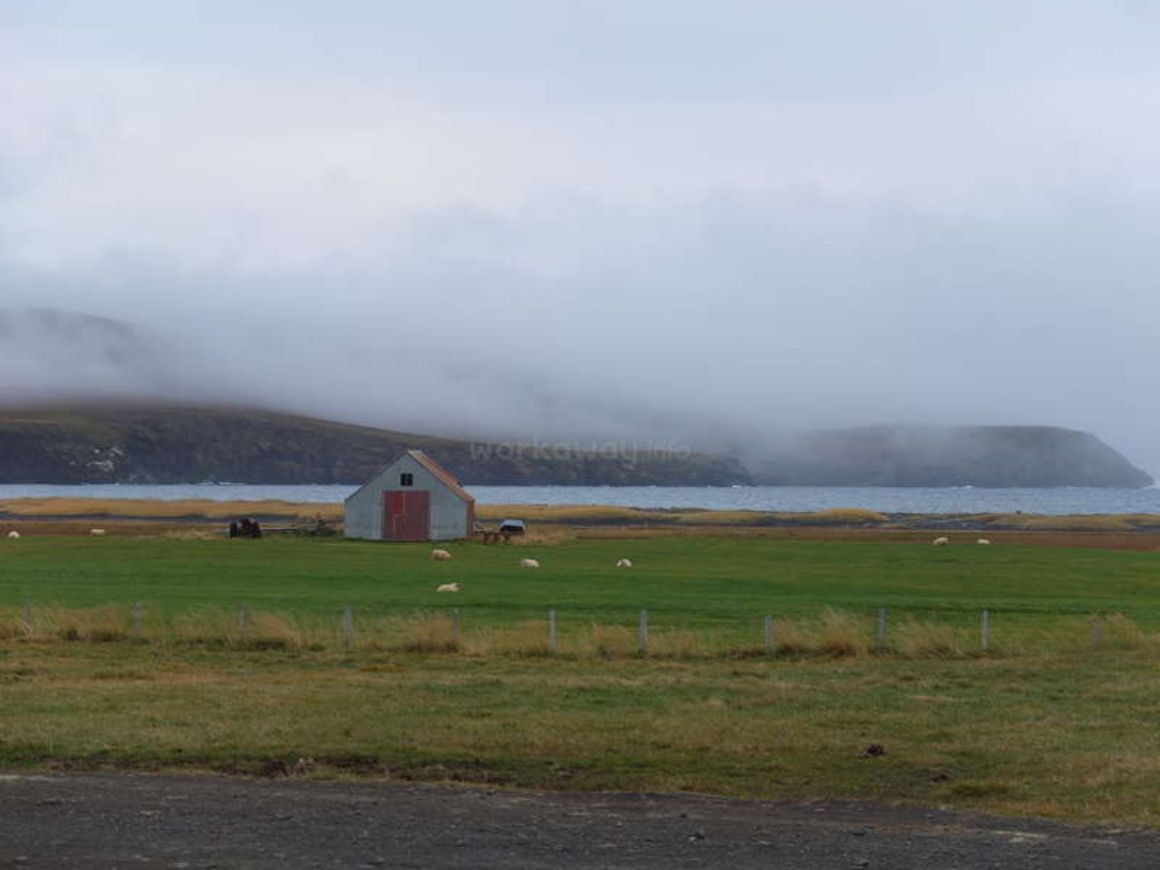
xmin=1 ymin=773 xmax=1158 ymax=869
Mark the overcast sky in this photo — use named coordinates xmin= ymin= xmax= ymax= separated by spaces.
xmin=3 ymin=2 xmax=1160 ymax=473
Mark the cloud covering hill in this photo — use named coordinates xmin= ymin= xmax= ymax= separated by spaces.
xmin=5 ymin=4 xmax=1160 ymax=477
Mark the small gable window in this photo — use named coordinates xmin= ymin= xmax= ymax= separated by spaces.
xmin=400 ymin=473 xmax=414 ymax=487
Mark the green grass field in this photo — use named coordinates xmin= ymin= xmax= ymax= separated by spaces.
xmin=3 ymin=535 xmax=1159 ymax=626
xmin=4 ymin=534 xmax=1160 ymax=824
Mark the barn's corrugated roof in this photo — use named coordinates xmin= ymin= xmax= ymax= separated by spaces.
xmin=343 ymin=449 xmax=475 ymax=505
xmin=407 ymin=449 xmax=475 ymax=504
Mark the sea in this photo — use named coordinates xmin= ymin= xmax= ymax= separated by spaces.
xmin=1 ymin=483 xmax=1158 ymax=515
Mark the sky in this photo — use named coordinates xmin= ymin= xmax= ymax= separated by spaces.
xmin=3 ymin=1 xmax=1160 ymax=474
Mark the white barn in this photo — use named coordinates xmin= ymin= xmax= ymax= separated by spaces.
xmin=344 ymin=450 xmax=475 ymax=542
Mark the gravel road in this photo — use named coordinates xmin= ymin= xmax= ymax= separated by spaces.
xmin=1 ymin=773 xmax=1157 ymax=869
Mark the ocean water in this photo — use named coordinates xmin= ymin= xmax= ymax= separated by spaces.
xmin=0 ymin=483 xmax=1158 ymax=515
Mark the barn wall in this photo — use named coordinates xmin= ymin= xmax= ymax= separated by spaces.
xmin=344 ymin=453 xmax=472 ymax=541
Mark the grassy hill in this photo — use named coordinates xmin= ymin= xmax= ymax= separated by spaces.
xmin=0 ymin=404 xmax=1148 ymax=488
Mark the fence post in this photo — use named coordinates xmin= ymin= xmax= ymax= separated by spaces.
xmin=638 ymin=609 xmax=649 ymax=655
xmin=238 ymin=605 xmax=250 ymax=646
xmin=548 ymin=608 xmax=557 ymax=654
xmin=342 ymin=605 xmax=354 ymax=653
xmin=876 ymin=607 xmax=889 ymax=651
xmin=981 ymin=609 xmax=991 ymax=652
xmin=21 ymin=600 xmax=31 ymax=635
xmin=764 ymin=614 xmax=774 ymax=655
xmin=1091 ymin=615 xmax=1102 ymax=650
xmin=451 ymin=609 xmax=461 ymax=648
xmin=132 ymin=601 xmax=143 ymax=642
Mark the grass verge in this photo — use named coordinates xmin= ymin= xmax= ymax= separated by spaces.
xmin=2 ymin=642 xmax=1160 ymax=826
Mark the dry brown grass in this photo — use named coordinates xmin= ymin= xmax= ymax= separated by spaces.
xmin=52 ymin=606 xmax=132 ymax=643
xmin=171 ymin=608 xmax=302 ymax=649
xmin=158 ymin=529 xmax=221 ymax=541
xmin=0 ymin=497 xmax=343 ymax=522
xmin=814 ymin=609 xmax=871 ymax=656
xmin=673 ymin=510 xmax=767 ymax=525
xmin=648 ymin=628 xmax=713 ymax=658
xmin=479 ymin=505 xmax=892 ymax=530
xmin=574 ymin=624 xmax=637 ymax=659
xmin=169 ymin=609 xmax=235 ymax=645
xmin=461 ymin=620 xmax=553 ymax=657
xmin=476 ymin=504 xmax=658 ymax=524
xmin=894 ymin=620 xmax=973 ymax=657
xmin=3 ymin=603 xmax=1159 ymax=662
xmin=990 ymin=513 xmax=1138 ymax=532
xmin=510 ymin=528 xmax=577 ymax=545
xmin=788 ymin=508 xmax=890 ymax=524
xmin=247 ymin=612 xmax=306 ymax=651
xmin=392 ymin=614 xmax=462 ymax=653
xmin=756 ymin=611 xmax=874 ymax=657
xmin=0 ymin=608 xmax=33 ymax=641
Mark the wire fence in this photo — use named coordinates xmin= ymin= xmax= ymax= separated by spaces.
xmin=2 ymin=602 xmax=1154 ymax=660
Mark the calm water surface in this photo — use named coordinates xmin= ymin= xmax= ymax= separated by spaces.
xmin=1 ymin=483 xmax=1158 ymax=515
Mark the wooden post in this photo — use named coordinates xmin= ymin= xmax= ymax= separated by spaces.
xmin=451 ymin=609 xmax=460 ymax=648
xmin=548 ymin=608 xmax=558 ymax=654
xmin=132 ymin=601 xmax=143 ymax=642
xmin=876 ymin=607 xmax=888 ymax=651
xmin=341 ymin=605 xmax=354 ymax=653
xmin=638 ymin=609 xmax=649 ymax=655
xmin=21 ymin=600 xmax=31 ymax=635
xmin=1091 ymin=615 xmax=1102 ymax=650
xmin=764 ymin=614 xmax=774 ymax=655
xmin=981 ymin=609 xmax=991 ymax=652
xmin=238 ymin=605 xmax=250 ymax=646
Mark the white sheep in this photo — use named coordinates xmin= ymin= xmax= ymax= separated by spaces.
xmin=430 ymin=548 xmax=453 ymax=561
xmin=616 ymin=558 xmax=633 ymax=568
xmin=90 ymin=528 xmax=107 ymax=536
xmin=436 ymin=582 xmax=461 ymax=592
xmin=977 ymin=538 xmax=992 ymax=545
xmin=519 ymin=558 xmax=540 ymax=568
xmin=932 ymin=536 xmax=949 ymax=546
xmin=6 ymin=531 xmax=19 ymax=540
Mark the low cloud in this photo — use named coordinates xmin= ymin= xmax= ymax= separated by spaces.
xmin=3 ymin=2 xmax=1159 ymax=475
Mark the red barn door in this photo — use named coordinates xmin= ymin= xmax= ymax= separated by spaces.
xmin=383 ymin=490 xmax=430 ymax=541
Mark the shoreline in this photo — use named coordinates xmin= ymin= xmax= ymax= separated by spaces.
xmin=2 ymin=497 xmax=1160 ymax=549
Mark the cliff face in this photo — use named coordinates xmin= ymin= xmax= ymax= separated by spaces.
xmin=751 ymin=425 xmax=1153 ymax=488
xmin=0 ymin=406 xmax=749 ymax=486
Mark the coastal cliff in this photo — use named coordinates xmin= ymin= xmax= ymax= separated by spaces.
xmin=751 ymin=425 xmax=1152 ymax=488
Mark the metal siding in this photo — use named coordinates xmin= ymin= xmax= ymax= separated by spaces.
xmin=343 ymin=453 xmax=471 ymax=541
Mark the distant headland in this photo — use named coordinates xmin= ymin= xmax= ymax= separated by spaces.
xmin=0 ymin=405 xmax=1149 ymax=488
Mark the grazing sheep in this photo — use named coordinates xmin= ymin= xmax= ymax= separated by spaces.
xmin=616 ymin=558 xmax=633 ymax=568
xmin=436 ymin=582 xmax=462 ymax=592
xmin=6 ymin=531 xmax=19 ymax=540
xmin=430 ymin=549 xmax=453 ymax=561
xmin=977 ymin=538 xmax=992 ymax=545
xmin=932 ymin=536 xmax=949 ymax=546
xmin=519 ymin=558 xmax=540 ymax=568
xmin=90 ymin=528 xmax=106 ymax=536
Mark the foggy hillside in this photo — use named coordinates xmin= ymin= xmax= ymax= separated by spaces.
xmin=751 ymin=426 xmax=1152 ymax=488
xmin=0 ymin=308 xmax=225 ymax=407
xmin=0 ymin=310 xmax=1149 ymax=487
xmin=7 ymin=4 xmax=1160 ymax=481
